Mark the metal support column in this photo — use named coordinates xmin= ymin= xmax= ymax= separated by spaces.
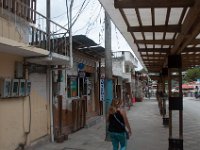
xmin=168 ymin=55 xmax=183 ymax=150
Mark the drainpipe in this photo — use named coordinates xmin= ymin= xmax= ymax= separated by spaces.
xmin=49 ymin=68 xmax=54 ymax=142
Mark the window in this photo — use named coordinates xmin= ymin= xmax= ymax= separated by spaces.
xmin=125 ymin=65 xmax=130 ymax=73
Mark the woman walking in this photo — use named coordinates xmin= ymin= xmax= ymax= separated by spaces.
xmin=108 ymin=98 xmax=132 ymax=150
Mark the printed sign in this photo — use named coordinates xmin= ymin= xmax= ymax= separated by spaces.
xmin=100 ymin=79 xmax=105 ymax=101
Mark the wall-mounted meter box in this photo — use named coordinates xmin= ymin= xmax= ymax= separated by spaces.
xmin=19 ymin=79 xmax=26 ymax=96
xmin=11 ymin=79 xmax=19 ymax=97
xmin=0 ymin=78 xmax=11 ymax=98
xmin=15 ymin=62 xmax=24 ymax=79
xmin=26 ymin=80 xmax=31 ymax=96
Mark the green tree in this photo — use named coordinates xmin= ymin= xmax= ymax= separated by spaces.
xmin=183 ymin=68 xmax=200 ymax=82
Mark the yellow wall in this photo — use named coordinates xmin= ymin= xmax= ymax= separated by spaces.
xmin=0 ymin=16 xmax=23 ymax=42
xmin=0 ymin=53 xmax=49 ymax=150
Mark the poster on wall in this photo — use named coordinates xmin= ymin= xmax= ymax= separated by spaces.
xmin=100 ymin=79 xmax=104 ymax=101
xmin=71 ymin=78 xmax=77 ymax=97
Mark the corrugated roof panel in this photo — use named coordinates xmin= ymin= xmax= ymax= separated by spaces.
xmin=138 ymin=44 xmax=145 ymax=48
xmin=154 ymin=45 xmax=161 ymax=48
xmin=146 ymin=44 xmax=153 ymax=48
xmin=196 ymin=44 xmax=200 ymax=47
xmin=72 ymin=35 xmax=97 ymax=47
xmin=144 ymin=32 xmax=153 ymax=40
xmin=139 ymin=8 xmax=152 ymax=26
xmin=196 ymin=33 xmax=200 ymax=39
xmin=187 ymin=45 xmax=194 ymax=48
xmin=165 ymin=33 xmax=175 ymax=39
xmin=155 ymin=32 xmax=164 ymax=40
xmin=133 ymin=32 xmax=143 ymax=40
xmin=163 ymin=45 xmax=170 ymax=48
xmin=168 ymin=8 xmax=183 ymax=25
xmin=123 ymin=9 xmax=139 ymax=26
xmin=155 ymin=8 xmax=167 ymax=25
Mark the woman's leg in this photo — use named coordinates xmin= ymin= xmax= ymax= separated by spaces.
xmin=110 ymin=132 xmax=119 ymax=150
xmin=118 ymin=132 xmax=127 ymax=150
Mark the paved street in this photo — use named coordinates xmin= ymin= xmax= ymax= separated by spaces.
xmin=183 ymin=97 xmax=200 ymax=150
xmin=28 ymin=97 xmax=200 ymax=150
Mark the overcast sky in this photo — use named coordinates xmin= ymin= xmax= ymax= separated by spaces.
xmin=37 ymin=0 xmax=142 ymax=69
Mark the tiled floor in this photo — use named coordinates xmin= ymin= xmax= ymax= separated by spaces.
xmin=27 ymin=97 xmax=200 ymax=150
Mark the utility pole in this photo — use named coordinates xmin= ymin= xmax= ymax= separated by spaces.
xmin=46 ymin=0 xmax=54 ymax=142
xmin=66 ymin=0 xmax=74 ymax=68
xmin=104 ymin=11 xmax=113 ymax=140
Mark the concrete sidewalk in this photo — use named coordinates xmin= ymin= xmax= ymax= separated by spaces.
xmin=28 ymin=97 xmax=200 ymax=150
xmin=27 ymin=98 xmax=168 ymax=150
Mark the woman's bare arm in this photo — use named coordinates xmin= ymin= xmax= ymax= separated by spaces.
xmin=119 ymin=109 xmax=132 ymax=135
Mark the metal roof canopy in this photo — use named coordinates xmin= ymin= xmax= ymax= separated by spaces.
xmin=71 ymin=35 xmax=105 ymax=58
xmin=99 ymin=0 xmax=200 ymax=77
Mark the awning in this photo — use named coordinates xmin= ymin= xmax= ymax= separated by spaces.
xmin=99 ymin=0 xmax=200 ymax=76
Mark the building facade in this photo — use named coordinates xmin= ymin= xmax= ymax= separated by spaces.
xmin=0 ymin=1 xmax=71 ymax=149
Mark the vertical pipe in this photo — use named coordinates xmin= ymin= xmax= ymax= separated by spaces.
xmin=49 ymin=68 xmax=54 ymax=142
xmin=104 ymin=11 xmax=113 ymax=140
xmin=46 ymin=0 xmax=50 ymax=52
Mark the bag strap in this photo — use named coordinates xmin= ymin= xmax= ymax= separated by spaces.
xmin=114 ymin=114 xmax=125 ymax=127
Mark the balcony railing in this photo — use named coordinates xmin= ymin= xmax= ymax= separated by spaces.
xmin=0 ymin=0 xmax=70 ymax=57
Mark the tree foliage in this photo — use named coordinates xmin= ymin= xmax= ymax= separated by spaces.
xmin=183 ymin=68 xmax=200 ymax=82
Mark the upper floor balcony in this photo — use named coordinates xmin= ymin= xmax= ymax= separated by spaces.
xmin=0 ymin=0 xmax=70 ymax=65
xmin=112 ymin=51 xmax=138 ymax=82
xmin=112 ymin=51 xmax=138 ymax=68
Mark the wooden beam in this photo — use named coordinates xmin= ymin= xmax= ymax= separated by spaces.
xmin=139 ymin=48 xmax=169 ymax=53
xmin=171 ymin=0 xmax=200 ymax=54
xmin=147 ymin=68 xmax=162 ymax=72
xmin=183 ymin=47 xmax=200 ymax=52
xmin=145 ymin=65 xmax=162 ymax=67
xmin=136 ymin=39 xmax=174 ymax=45
xmin=114 ymin=0 xmax=194 ymax=8
xmin=182 ymin=54 xmax=200 ymax=57
xmin=190 ymin=39 xmax=200 ymax=45
xmin=141 ymin=54 xmax=166 ymax=58
xmin=128 ymin=25 xmax=181 ymax=32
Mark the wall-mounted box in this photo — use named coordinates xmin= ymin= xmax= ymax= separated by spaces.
xmin=15 ymin=62 xmax=24 ymax=79
xmin=19 ymin=79 xmax=26 ymax=96
xmin=0 ymin=78 xmax=11 ymax=98
xmin=11 ymin=79 xmax=19 ymax=97
xmin=26 ymin=80 xmax=31 ymax=96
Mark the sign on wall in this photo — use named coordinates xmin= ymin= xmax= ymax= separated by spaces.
xmin=100 ymin=79 xmax=104 ymax=101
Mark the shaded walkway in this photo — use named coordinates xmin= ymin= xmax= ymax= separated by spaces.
xmin=128 ymin=98 xmax=168 ymax=150
xmin=27 ymin=97 xmax=200 ymax=150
